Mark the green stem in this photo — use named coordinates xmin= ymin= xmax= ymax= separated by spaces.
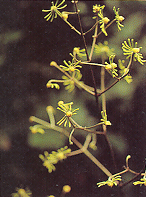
xmin=30 ymin=116 xmax=112 ymax=177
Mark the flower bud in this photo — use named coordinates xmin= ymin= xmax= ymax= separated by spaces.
xmin=50 ymin=61 xmax=57 ymax=67
xmin=103 ymin=17 xmax=110 ymax=24
xmin=118 ymin=15 xmax=125 ymax=22
xmin=62 ymin=12 xmax=68 ymax=20
xmin=132 ymin=48 xmax=140 ymax=53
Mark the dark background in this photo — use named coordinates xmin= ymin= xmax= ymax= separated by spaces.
xmin=0 ymin=1 xmax=146 ymax=197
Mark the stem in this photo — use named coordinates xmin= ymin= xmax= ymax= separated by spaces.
xmin=94 ymin=19 xmax=116 ymax=39
xmin=88 ymin=17 xmax=99 ymax=105
xmin=74 ymin=2 xmax=89 ymax=61
xmin=81 ymin=61 xmax=105 ymax=67
xmin=30 ymin=116 xmax=112 ymax=177
xmin=83 ymin=20 xmax=99 ymax=35
xmin=69 ymin=117 xmax=104 ymax=134
xmin=63 ymin=19 xmax=81 ymax=35
xmin=97 ymin=55 xmax=133 ymax=97
xmin=101 ymin=57 xmax=117 ymax=171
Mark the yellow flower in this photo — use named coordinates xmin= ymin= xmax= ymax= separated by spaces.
xmin=122 ymin=39 xmax=146 ymax=65
xmin=113 ymin=6 xmax=124 ymax=31
xmin=57 ymin=101 xmax=79 ymax=127
xmin=93 ymin=4 xmax=105 ymax=14
xmin=105 ymin=55 xmax=118 ymax=78
xmin=60 ymin=60 xmax=82 ymax=73
xmin=97 ymin=175 xmax=122 ymax=187
xmin=98 ymin=6 xmax=110 ymax=36
xmin=133 ymin=172 xmax=146 ymax=186
xmin=42 ymin=0 xmax=67 ymax=22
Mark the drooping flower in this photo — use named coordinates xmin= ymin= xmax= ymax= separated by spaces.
xmin=113 ymin=6 xmax=124 ymax=31
xmin=122 ymin=39 xmax=146 ymax=65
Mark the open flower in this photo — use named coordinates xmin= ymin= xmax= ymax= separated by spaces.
xmin=98 ymin=6 xmax=110 ymax=36
xmin=133 ymin=171 xmax=146 ymax=186
xmin=93 ymin=4 xmax=105 ymax=14
xmin=73 ymin=47 xmax=86 ymax=58
xmin=122 ymin=39 xmax=146 ymax=65
xmin=113 ymin=6 xmax=124 ymax=31
xmin=42 ymin=0 xmax=67 ymax=22
xmin=60 ymin=60 xmax=82 ymax=73
xmin=57 ymin=101 xmax=79 ymax=127
xmin=62 ymin=70 xmax=82 ymax=92
xmin=97 ymin=175 xmax=122 ymax=187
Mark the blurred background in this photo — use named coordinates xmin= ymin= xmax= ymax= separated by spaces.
xmin=0 ymin=1 xmax=146 ymax=197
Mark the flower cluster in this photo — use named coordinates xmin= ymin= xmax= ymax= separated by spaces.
xmin=57 ymin=101 xmax=79 ymax=127
xmin=39 ymin=146 xmax=71 ymax=173
xmin=97 ymin=175 xmax=122 ymax=187
xmin=122 ymin=39 xmax=146 ymax=65
xmin=100 ymin=110 xmax=111 ymax=126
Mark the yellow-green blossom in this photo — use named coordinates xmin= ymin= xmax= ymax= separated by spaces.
xmin=94 ymin=41 xmax=114 ymax=59
xmin=42 ymin=0 xmax=67 ymax=22
xmin=93 ymin=4 xmax=105 ymax=14
xmin=57 ymin=101 xmax=79 ymax=127
xmin=97 ymin=175 xmax=122 ymax=187
xmin=73 ymin=47 xmax=86 ymax=58
xmin=122 ymin=39 xmax=146 ymax=65
xmin=105 ymin=55 xmax=118 ymax=78
xmin=98 ymin=6 xmax=110 ymax=36
xmin=113 ymin=6 xmax=124 ymax=31
xmin=39 ymin=146 xmax=71 ymax=173
xmin=60 ymin=60 xmax=82 ymax=73
xmin=12 ymin=188 xmax=32 ymax=197
xmin=133 ymin=171 xmax=146 ymax=186
xmin=62 ymin=71 xmax=82 ymax=92
xmin=101 ymin=110 xmax=111 ymax=126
